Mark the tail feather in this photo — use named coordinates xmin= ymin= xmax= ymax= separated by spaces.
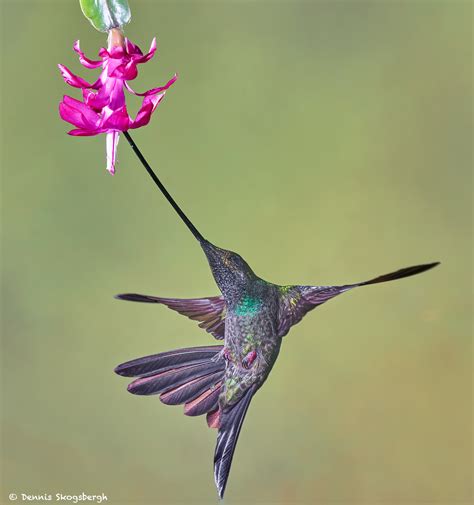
xmin=214 ymin=385 xmax=256 ymax=499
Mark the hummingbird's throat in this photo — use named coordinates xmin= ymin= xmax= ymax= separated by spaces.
xmin=234 ymin=294 xmax=262 ymax=316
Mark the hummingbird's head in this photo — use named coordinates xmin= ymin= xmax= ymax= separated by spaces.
xmin=200 ymin=240 xmax=256 ymax=299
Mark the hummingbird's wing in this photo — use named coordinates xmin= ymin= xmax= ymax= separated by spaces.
xmin=277 ymin=284 xmax=354 ymax=337
xmin=115 ymin=293 xmax=226 ymax=339
xmin=277 ymin=262 xmax=439 ymax=337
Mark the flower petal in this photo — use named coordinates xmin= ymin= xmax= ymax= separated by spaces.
xmin=129 ymin=93 xmax=166 ymax=129
xmin=99 ymin=47 xmax=110 ymax=59
xmin=124 ymin=38 xmax=143 ymax=57
xmin=73 ymin=40 xmax=103 ymax=69
xmin=68 ymin=128 xmax=102 ymax=136
xmin=110 ymin=60 xmax=138 ymax=80
xmin=59 ymin=95 xmax=100 ymax=130
xmin=135 ymin=37 xmax=157 ymax=64
xmin=101 ymin=106 xmax=131 ymax=131
xmin=58 ymin=64 xmax=96 ymax=89
xmin=82 ymin=89 xmax=106 ymax=110
xmin=106 ymin=131 xmax=120 ymax=174
xmin=105 ymin=57 xmax=123 ymax=77
xmin=125 ymin=73 xmax=177 ymax=97
xmin=80 ymin=76 xmax=125 ymax=110
xmin=59 ymin=35 xmax=175 ymax=169
xmin=107 ymin=45 xmax=126 ymax=59
xmin=63 ymin=96 xmax=101 ymax=124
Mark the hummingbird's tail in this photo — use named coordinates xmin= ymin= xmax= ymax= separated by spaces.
xmin=214 ymin=385 xmax=257 ymax=499
xmin=114 ymin=345 xmax=225 ymax=420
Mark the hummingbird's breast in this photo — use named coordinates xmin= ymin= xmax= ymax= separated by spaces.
xmin=220 ymin=285 xmax=281 ymax=406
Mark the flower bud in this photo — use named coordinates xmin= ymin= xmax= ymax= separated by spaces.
xmin=79 ymin=0 xmax=131 ymax=32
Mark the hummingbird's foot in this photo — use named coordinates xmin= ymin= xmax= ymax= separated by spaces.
xmin=223 ymin=347 xmax=232 ymax=362
xmin=213 ymin=347 xmax=232 ymax=364
xmin=242 ymin=350 xmax=257 ymax=369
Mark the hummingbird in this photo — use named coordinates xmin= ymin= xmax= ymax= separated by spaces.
xmin=115 ymin=131 xmax=439 ymax=499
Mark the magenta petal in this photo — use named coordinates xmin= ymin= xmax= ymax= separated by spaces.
xmin=68 ymin=128 xmax=101 ymax=136
xmin=107 ymin=45 xmax=126 ymax=59
xmin=59 ymin=35 xmax=176 ymax=164
xmin=106 ymin=131 xmax=120 ymax=174
xmin=58 ymin=64 xmax=95 ymax=89
xmin=109 ymin=85 xmax=127 ymax=110
xmin=59 ymin=101 xmax=83 ymax=128
xmin=82 ymin=89 xmax=106 ymax=109
xmin=111 ymin=61 xmax=138 ymax=80
xmin=124 ymin=38 xmax=143 ymax=57
xmin=130 ymin=93 xmax=165 ymax=129
xmin=135 ymin=38 xmax=157 ymax=63
xmin=99 ymin=47 xmax=109 ymax=59
xmin=125 ymin=73 xmax=177 ymax=97
xmin=83 ymin=88 xmax=109 ymax=110
xmin=106 ymin=57 xmax=123 ymax=77
xmin=61 ymin=96 xmax=101 ymax=127
xmin=60 ymin=100 xmax=96 ymax=130
xmin=102 ymin=106 xmax=131 ymax=131
xmin=73 ymin=40 xmax=103 ymax=69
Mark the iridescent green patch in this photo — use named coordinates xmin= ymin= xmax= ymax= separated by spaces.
xmin=279 ymin=285 xmax=301 ymax=307
xmin=234 ymin=294 xmax=262 ymax=316
xmin=225 ymin=377 xmax=238 ymax=402
xmin=279 ymin=285 xmax=293 ymax=295
xmin=243 ymin=333 xmax=257 ymax=354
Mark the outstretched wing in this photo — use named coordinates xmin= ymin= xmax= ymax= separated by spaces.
xmin=277 ymin=284 xmax=353 ymax=337
xmin=278 ymin=262 xmax=439 ymax=337
xmin=116 ymin=293 xmax=226 ymax=340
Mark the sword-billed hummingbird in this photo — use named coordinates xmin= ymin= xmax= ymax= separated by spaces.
xmin=115 ymin=132 xmax=439 ymax=499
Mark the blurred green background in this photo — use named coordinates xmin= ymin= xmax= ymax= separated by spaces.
xmin=1 ymin=1 xmax=472 ymax=504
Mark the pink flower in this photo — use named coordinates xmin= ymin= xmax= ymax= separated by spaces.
xmin=59 ymin=30 xmax=177 ymax=174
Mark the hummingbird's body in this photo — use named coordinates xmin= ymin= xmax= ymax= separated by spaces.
xmin=221 ymin=284 xmax=280 ymax=405
xmin=203 ymin=242 xmax=282 ymax=409
xmin=115 ymin=238 xmax=438 ymax=498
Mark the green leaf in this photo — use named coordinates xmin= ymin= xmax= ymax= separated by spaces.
xmin=79 ymin=0 xmax=131 ymax=32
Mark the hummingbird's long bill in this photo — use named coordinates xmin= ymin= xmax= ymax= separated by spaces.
xmin=123 ymin=131 xmax=206 ymax=244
